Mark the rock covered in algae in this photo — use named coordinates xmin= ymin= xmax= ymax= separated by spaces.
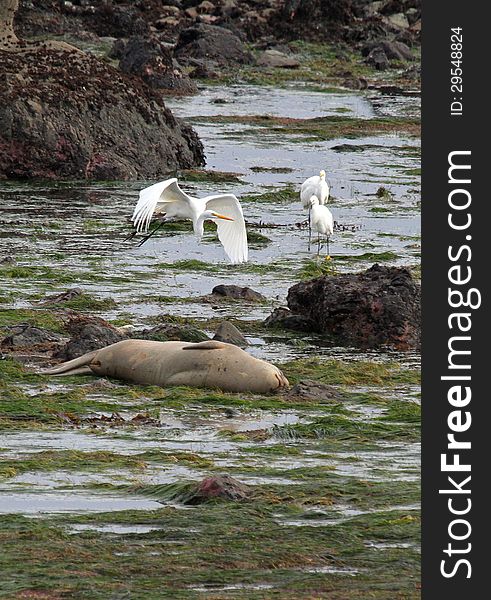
xmin=266 ymin=264 xmax=421 ymax=350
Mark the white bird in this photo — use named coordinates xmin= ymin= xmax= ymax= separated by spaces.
xmin=300 ymin=170 xmax=329 ymax=209
xmin=300 ymin=170 xmax=330 ymax=242
xmin=131 ymin=178 xmax=248 ymax=264
xmin=310 ymin=195 xmax=334 ymax=258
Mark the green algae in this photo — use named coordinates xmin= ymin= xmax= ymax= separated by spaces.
xmin=281 ymin=358 xmax=420 ymax=386
xmin=242 ymin=187 xmax=298 ymax=204
xmin=191 ymin=114 xmax=421 ymax=142
xmin=274 ymin=414 xmax=419 ymax=443
xmin=178 ymin=168 xmax=244 ymax=183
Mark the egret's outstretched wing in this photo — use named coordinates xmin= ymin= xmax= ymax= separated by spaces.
xmin=204 ymin=194 xmax=248 ymax=264
xmin=131 ymin=178 xmax=190 ymax=232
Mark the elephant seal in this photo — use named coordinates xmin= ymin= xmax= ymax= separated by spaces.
xmin=43 ymin=339 xmax=289 ymax=393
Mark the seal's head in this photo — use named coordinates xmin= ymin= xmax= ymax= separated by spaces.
xmin=255 ymin=362 xmax=289 ymax=393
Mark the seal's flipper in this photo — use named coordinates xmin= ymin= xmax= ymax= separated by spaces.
xmin=42 ymin=350 xmax=98 ymax=376
xmin=183 ymin=341 xmax=228 ymax=350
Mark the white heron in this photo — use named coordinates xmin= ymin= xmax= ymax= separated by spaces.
xmin=130 ymin=178 xmax=248 ymax=264
xmin=310 ymin=195 xmax=334 ymax=258
xmin=300 ymin=170 xmax=330 ymax=244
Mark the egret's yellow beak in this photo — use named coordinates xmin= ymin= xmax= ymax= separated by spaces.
xmin=213 ymin=212 xmax=234 ymax=221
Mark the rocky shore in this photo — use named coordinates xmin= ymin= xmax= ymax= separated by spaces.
xmin=0 ymin=0 xmax=421 ymax=180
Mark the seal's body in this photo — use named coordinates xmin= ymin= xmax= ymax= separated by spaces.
xmin=43 ymin=340 xmax=289 ymax=393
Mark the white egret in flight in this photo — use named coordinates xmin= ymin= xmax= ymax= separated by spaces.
xmin=310 ymin=195 xmax=334 ymax=258
xmin=300 ymin=170 xmax=330 ymax=243
xmin=131 ymin=178 xmax=248 ymax=264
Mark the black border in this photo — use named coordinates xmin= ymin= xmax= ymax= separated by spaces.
xmin=422 ymin=3 xmax=489 ymax=596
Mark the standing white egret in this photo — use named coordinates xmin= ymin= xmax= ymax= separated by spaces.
xmin=300 ymin=170 xmax=330 ymax=245
xmin=130 ymin=178 xmax=248 ymax=264
xmin=310 ymin=195 xmax=334 ymax=258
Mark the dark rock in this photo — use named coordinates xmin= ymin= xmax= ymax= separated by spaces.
xmin=286 ymin=380 xmax=342 ymax=402
xmin=55 ymin=315 xmax=126 ymax=360
xmin=0 ymin=45 xmax=204 ymax=180
xmin=268 ymin=264 xmax=421 ymax=350
xmin=107 ymin=38 xmax=126 ymax=60
xmin=362 ymin=40 xmax=413 ymax=62
xmin=142 ymin=323 xmax=209 ymax=343
xmin=184 ymin=475 xmax=251 ymax=505
xmin=342 ymin=76 xmax=368 ymax=90
xmin=1 ymin=324 xmax=63 ymax=351
xmin=189 ymin=61 xmax=220 ymax=79
xmin=90 ymin=7 xmax=150 ymax=38
xmin=213 ymin=321 xmax=248 ymax=347
xmin=175 ymin=24 xmax=254 ymax=66
xmin=380 ymin=0 xmax=420 ymax=16
xmin=365 ymin=47 xmax=389 ymax=70
xmin=0 ymin=256 xmax=16 ymax=265
xmin=212 ymin=284 xmax=265 ymax=302
xmin=271 ymin=0 xmax=356 ymax=42
xmin=383 ymin=40 xmax=413 ymax=60
xmin=331 ymin=144 xmax=364 ymax=153
xmin=38 ymin=288 xmax=83 ymax=305
xmin=119 ymin=36 xmax=197 ymax=95
xmin=264 ymin=307 xmax=316 ymax=332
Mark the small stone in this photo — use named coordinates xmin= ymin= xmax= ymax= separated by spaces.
xmin=142 ymin=323 xmax=209 ymax=344
xmin=161 ymin=5 xmax=181 ymax=17
xmin=366 ymin=47 xmax=389 ymax=71
xmin=156 ymin=17 xmax=180 ymax=28
xmin=212 ymin=284 xmax=266 ymax=302
xmin=185 ymin=475 xmax=251 ymax=504
xmin=257 ymin=49 xmax=300 ymax=69
xmin=198 ymin=1 xmax=215 ymax=13
xmin=1 ymin=325 xmax=63 ymax=351
xmin=213 ymin=321 xmax=248 ymax=347
xmin=386 ymin=12 xmax=410 ymax=29
xmin=185 ymin=7 xmax=198 ymax=19
xmin=198 ymin=14 xmax=219 ymax=24
xmin=38 ymin=288 xmax=83 ymax=305
xmin=286 ymin=380 xmax=342 ymax=402
xmin=189 ymin=63 xmax=220 ymax=79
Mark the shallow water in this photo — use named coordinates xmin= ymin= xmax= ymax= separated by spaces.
xmin=0 ymin=81 xmax=420 ymax=575
xmin=1 ymin=86 xmax=420 ymax=329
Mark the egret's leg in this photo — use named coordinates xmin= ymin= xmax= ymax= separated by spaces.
xmin=137 ymin=216 xmax=167 ymax=247
xmin=308 ymin=209 xmax=312 ymax=250
xmin=325 ymin=236 xmax=331 ymax=261
xmin=317 ymin=234 xmax=321 ymax=256
xmin=124 ymin=229 xmax=138 ymax=242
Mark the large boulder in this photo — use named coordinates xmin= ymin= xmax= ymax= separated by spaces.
xmin=0 ymin=39 xmax=204 ymax=179
xmin=54 ymin=315 xmax=126 ymax=360
xmin=266 ymin=264 xmax=421 ymax=350
xmin=119 ymin=36 xmax=197 ymax=95
xmin=174 ymin=23 xmax=254 ymax=66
